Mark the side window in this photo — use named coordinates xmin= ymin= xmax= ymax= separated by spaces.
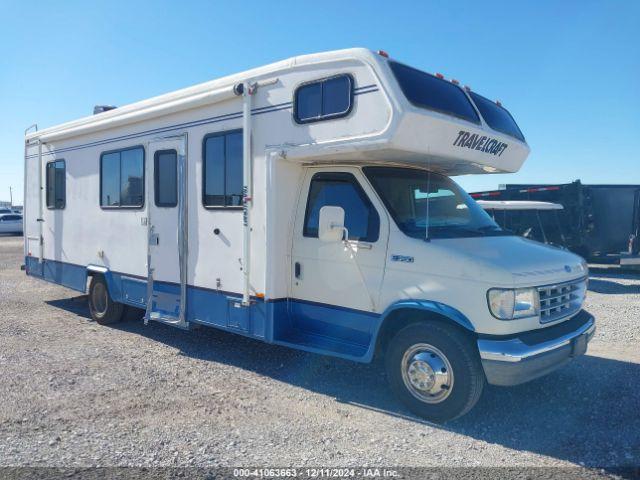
xmin=100 ymin=147 xmax=144 ymax=208
xmin=46 ymin=160 xmax=66 ymax=209
xmin=294 ymin=75 xmax=353 ymax=124
xmin=203 ymin=130 xmax=243 ymax=207
xmin=154 ymin=150 xmax=177 ymax=207
xmin=303 ymin=172 xmax=379 ymax=242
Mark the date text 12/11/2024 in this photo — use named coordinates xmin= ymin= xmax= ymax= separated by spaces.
xmin=232 ymin=468 xmax=400 ymax=478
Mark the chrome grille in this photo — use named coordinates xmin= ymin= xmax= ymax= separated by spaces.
xmin=537 ymin=277 xmax=587 ymax=324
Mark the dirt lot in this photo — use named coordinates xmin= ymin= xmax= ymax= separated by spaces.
xmin=0 ymin=234 xmax=638 ymax=472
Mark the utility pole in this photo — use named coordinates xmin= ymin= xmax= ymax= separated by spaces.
xmin=9 ymin=186 xmax=13 ymax=208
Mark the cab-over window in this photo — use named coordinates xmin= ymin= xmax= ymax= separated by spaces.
xmin=294 ymin=75 xmax=353 ymax=124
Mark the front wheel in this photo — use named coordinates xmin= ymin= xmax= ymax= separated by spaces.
xmin=88 ymin=275 xmax=124 ymax=325
xmin=385 ymin=321 xmax=485 ymax=423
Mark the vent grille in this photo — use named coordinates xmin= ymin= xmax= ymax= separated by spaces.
xmin=538 ymin=278 xmax=587 ymax=324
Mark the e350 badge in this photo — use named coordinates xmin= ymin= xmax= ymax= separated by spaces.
xmin=391 ymin=254 xmax=414 ymax=263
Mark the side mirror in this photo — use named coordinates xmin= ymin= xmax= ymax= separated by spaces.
xmin=318 ymin=206 xmax=345 ymax=243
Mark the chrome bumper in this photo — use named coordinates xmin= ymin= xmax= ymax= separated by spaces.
xmin=478 ymin=310 xmax=596 ymax=386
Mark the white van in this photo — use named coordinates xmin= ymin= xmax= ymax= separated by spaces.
xmin=23 ymin=48 xmax=594 ymax=421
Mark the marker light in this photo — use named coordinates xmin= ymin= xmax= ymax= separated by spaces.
xmin=451 ymin=79 xmax=460 ymax=85
xmin=377 ymin=50 xmax=389 ymax=58
xmin=435 ymin=73 xmax=444 ymax=79
xmin=464 ymin=85 xmax=471 ymax=91
xmin=496 ymin=100 xmax=502 ymax=107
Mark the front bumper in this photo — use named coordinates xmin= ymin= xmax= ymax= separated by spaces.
xmin=477 ymin=310 xmax=595 ymax=386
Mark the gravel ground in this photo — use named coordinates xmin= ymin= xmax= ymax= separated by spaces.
xmin=0 ymin=235 xmax=638 ymax=474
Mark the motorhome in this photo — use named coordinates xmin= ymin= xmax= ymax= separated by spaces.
xmin=23 ymin=48 xmax=594 ymax=422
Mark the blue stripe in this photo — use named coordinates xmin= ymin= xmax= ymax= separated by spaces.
xmin=251 ymin=104 xmax=292 ymax=116
xmin=27 ymin=111 xmax=244 ymax=158
xmin=25 ymin=256 xmax=378 ymax=362
xmin=25 ymin=256 xmax=87 ymax=293
xmin=251 ymin=101 xmax=293 ymax=112
xmin=26 ymin=256 xmax=377 ymax=316
xmin=25 ymin=87 xmax=379 ymax=159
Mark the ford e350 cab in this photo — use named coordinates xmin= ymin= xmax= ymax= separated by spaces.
xmin=24 ymin=49 xmax=595 ymax=422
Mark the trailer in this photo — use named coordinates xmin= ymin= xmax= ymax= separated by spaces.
xmin=477 ymin=200 xmax=566 ymax=247
xmin=471 ymin=181 xmax=640 ymax=264
xmin=24 ymin=48 xmax=595 ymax=422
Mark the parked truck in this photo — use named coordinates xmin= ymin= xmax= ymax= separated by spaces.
xmin=23 ymin=48 xmax=594 ymax=422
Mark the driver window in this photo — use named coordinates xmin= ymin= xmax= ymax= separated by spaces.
xmin=303 ymin=172 xmax=379 ymax=242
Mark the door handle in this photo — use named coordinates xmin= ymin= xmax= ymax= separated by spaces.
xmin=294 ymin=262 xmax=301 ymax=279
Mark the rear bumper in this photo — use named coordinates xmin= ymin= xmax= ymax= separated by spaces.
xmin=478 ymin=310 xmax=595 ymax=386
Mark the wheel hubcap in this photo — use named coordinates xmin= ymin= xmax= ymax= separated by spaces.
xmin=401 ymin=343 xmax=454 ymax=404
xmin=92 ymin=283 xmax=108 ymax=315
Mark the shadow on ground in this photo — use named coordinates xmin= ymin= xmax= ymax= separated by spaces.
xmin=46 ymin=296 xmax=640 ymax=470
xmin=588 ymin=278 xmax=640 ymax=295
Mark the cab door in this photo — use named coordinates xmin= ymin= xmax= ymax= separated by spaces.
xmin=289 ymin=167 xmax=389 ymax=347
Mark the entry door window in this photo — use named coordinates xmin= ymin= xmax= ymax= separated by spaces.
xmin=303 ymin=172 xmax=379 ymax=242
xmin=154 ymin=150 xmax=178 ymax=207
xmin=46 ymin=160 xmax=66 ymax=209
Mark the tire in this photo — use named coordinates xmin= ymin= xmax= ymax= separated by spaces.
xmin=88 ymin=275 xmax=124 ymax=325
xmin=385 ymin=321 xmax=485 ymax=423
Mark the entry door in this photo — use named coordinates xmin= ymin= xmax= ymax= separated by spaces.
xmin=289 ymin=168 xmax=388 ymax=344
xmin=145 ymin=136 xmax=188 ymax=328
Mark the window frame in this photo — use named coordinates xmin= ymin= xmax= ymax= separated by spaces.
xmin=302 ymin=171 xmax=380 ymax=243
xmin=293 ymin=74 xmax=355 ymax=125
xmin=201 ymin=129 xmax=244 ymax=210
xmin=99 ymin=145 xmax=146 ymax=210
xmin=46 ymin=159 xmax=66 ymax=210
xmin=154 ymin=149 xmax=178 ymax=208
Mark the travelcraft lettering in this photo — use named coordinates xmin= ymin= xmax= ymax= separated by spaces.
xmin=453 ymin=130 xmax=508 ymax=156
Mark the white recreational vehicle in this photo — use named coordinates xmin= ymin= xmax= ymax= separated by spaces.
xmin=23 ymin=48 xmax=594 ymax=421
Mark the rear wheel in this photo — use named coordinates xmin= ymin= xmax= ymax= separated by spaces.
xmin=88 ymin=275 xmax=124 ymax=325
xmin=385 ymin=321 xmax=484 ymax=423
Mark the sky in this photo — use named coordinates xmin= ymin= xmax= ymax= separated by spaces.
xmin=1 ymin=0 xmax=639 ymax=205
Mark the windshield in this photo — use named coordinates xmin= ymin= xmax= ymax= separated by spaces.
xmin=364 ymin=167 xmax=510 ymax=239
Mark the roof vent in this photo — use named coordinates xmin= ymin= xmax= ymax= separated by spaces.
xmin=93 ymin=105 xmax=117 ymax=115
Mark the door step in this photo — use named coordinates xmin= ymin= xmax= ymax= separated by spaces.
xmin=144 ymin=288 xmax=189 ymax=329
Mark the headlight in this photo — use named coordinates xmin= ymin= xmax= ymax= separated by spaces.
xmin=487 ymin=287 xmax=539 ymax=320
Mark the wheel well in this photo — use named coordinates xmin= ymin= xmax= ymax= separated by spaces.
xmin=85 ymin=270 xmax=99 ymax=292
xmin=374 ymin=308 xmax=475 ymax=361
xmin=85 ymin=270 xmax=110 ymax=295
